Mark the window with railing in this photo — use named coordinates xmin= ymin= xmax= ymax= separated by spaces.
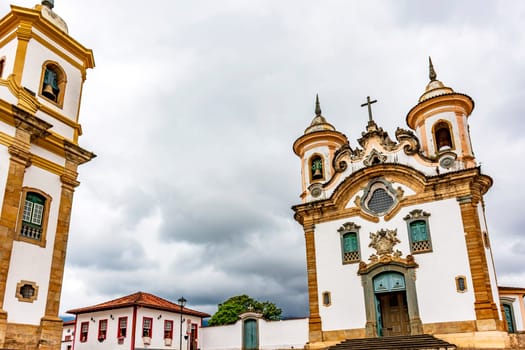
xmin=404 ymin=209 xmax=432 ymax=254
xmin=16 ymin=188 xmax=51 ymax=247
xmin=338 ymin=222 xmax=361 ymax=264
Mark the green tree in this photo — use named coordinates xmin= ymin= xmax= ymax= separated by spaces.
xmin=207 ymin=295 xmax=282 ymax=326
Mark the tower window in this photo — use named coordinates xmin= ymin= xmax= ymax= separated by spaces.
xmin=15 ymin=280 xmax=38 ymax=302
xmin=39 ymin=61 xmax=66 ymax=107
xmin=16 ymin=188 xmax=51 ymax=247
xmin=338 ymin=222 xmax=361 ymax=264
xmin=404 ymin=209 xmax=432 ymax=254
xmin=434 ymin=121 xmax=453 ymax=151
xmin=310 ymin=155 xmax=324 ymax=181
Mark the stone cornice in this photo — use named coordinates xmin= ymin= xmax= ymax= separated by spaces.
xmin=292 ymin=165 xmax=492 ymax=225
xmin=12 ymin=105 xmax=51 ymax=142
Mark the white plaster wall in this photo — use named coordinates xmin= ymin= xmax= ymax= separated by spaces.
xmin=3 ymin=167 xmax=61 ymax=324
xmin=315 ymin=197 xmax=477 ymax=332
xmin=478 ymin=203 xmax=502 ymax=319
xmin=73 ymin=308 xmax=133 ymax=349
xmin=31 ymin=144 xmax=66 ymax=167
xmin=0 ymin=32 xmax=18 ymax=77
xmin=21 ymin=35 xmax=83 ymax=120
xmin=259 ymin=318 xmax=308 ymax=350
xmin=200 ymin=323 xmax=241 ymax=350
xmin=0 ymin=147 xmax=11 ymax=217
xmin=199 ymin=318 xmax=308 ymax=350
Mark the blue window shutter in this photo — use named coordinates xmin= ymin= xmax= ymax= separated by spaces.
xmin=410 ymin=221 xmax=428 ymax=242
xmin=343 ymin=233 xmax=358 ymax=252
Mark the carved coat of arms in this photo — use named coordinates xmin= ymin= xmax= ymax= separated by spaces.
xmin=369 ymin=228 xmax=402 ymax=259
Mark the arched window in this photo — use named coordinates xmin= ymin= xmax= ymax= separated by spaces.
xmin=16 ymin=188 xmax=51 ymax=246
xmin=338 ymin=222 xmax=361 ymax=264
xmin=434 ymin=121 xmax=453 ymax=151
xmin=310 ymin=155 xmax=324 ymax=181
xmin=40 ymin=61 xmax=67 ymax=107
xmin=404 ymin=209 xmax=432 ymax=254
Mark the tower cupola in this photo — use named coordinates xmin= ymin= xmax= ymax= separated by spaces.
xmin=407 ymin=58 xmax=476 ymax=170
xmin=293 ymin=95 xmax=348 ymax=202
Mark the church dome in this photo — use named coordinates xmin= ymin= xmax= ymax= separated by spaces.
xmin=37 ymin=1 xmax=68 ymax=34
xmin=304 ymin=95 xmax=336 ymax=134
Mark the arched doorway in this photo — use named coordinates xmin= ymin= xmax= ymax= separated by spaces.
xmin=373 ymin=272 xmax=410 ymax=336
xmin=359 ymin=261 xmax=423 ymax=338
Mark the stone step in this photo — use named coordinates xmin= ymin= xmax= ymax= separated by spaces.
xmin=328 ymin=334 xmax=457 ymax=350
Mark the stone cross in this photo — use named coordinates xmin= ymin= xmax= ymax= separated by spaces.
xmin=361 ymin=96 xmax=378 ymax=122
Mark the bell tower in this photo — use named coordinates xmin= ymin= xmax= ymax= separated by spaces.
xmin=0 ymin=1 xmax=95 ymax=349
xmin=293 ymin=95 xmax=348 ymax=202
xmin=406 ymin=58 xmax=476 ymax=170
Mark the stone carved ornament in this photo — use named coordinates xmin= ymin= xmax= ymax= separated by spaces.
xmin=368 ymin=228 xmax=402 ymax=262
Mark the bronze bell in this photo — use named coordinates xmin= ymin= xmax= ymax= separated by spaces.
xmin=42 ymin=84 xmax=56 ymax=100
xmin=313 ymin=168 xmax=322 ymax=178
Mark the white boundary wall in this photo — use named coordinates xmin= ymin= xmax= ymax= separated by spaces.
xmin=200 ymin=318 xmax=308 ymax=350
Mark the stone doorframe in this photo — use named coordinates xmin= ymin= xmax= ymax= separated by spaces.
xmin=359 ymin=262 xmax=423 ymax=337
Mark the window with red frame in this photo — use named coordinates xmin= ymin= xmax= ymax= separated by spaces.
xmin=164 ymin=320 xmax=173 ymax=339
xmin=142 ymin=317 xmax=152 ymax=337
xmin=98 ymin=319 xmax=107 ymax=341
xmin=118 ymin=317 xmax=128 ymax=338
xmin=80 ymin=322 xmax=89 ymax=342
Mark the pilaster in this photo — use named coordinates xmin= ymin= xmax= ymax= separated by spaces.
xmin=457 ymin=195 xmax=500 ymax=324
xmin=304 ymin=224 xmax=323 ymax=344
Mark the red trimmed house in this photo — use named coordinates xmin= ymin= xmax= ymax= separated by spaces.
xmin=67 ymin=292 xmax=209 ymax=350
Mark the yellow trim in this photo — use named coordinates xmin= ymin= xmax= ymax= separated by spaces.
xmin=39 ymin=104 xmax=81 ymax=138
xmin=31 ymin=155 xmax=64 ymax=176
xmin=12 ymin=21 xmax=32 ymax=85
xmin=32 ymin=31 xmax=86 ymax=72
xmin=0 ymin=131 xmax=12 ymax=147
xmin=0 ymin=5 xmax=95 ymax=69
xmin=0 ymin=30 xmax=16 ymax=49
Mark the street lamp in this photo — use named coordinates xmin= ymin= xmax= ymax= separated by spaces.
xmin=177 ymin=297 xmax=187 ymax=350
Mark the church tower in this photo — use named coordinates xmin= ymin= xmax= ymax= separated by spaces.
xmin=292 ymin=61 xmax=507 ymax=349
xmin=0 ymin=1 xmax=95 ymax=349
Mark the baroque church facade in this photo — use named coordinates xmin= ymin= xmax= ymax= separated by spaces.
xmin=292 ymin=60 xmax=508 ymax=349
xmin=0 ymin=1 xmax=94 ymax=349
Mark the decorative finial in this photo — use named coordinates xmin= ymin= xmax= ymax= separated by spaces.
xmin=429 ymin=56 xmax=437 ymax=81
xmin=42 ymin=0 xmax=54 ymax=10
xmin=315 ymin=94 xmax=322 ymax=116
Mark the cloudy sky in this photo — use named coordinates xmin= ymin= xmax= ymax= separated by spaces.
xmin=2 ymin=1 xmax=525 ymax=318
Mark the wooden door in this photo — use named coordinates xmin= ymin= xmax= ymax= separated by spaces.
xmin=378 ymin=292 xmax=410 ymax=336
xmin=243 ymin=319 xmax=258 ymax=350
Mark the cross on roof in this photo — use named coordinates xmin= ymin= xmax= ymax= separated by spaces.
xmin=360 ymin=96 xmax=378 ymax=122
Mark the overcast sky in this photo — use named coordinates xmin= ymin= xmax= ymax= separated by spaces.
xmin=2 ymin=1 xmax=524 ymax=319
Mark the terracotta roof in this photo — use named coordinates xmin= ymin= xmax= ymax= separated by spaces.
xmin=67 ymin=292 xmax=210 ymax=318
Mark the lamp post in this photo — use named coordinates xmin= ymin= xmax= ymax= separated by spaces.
xmin=177 ymin=297 xmax=187 ymax=350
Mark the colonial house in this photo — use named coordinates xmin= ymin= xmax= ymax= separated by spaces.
xmin=61 ymin=319 xmax=74 ymax=350
xmin=66 ymin=292 xmax=209 ymax=350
